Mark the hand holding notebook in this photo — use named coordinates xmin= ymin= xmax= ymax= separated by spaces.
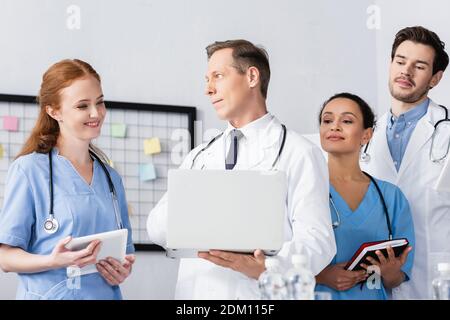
xmin=345 ymin=238 xmax=410 ymax=271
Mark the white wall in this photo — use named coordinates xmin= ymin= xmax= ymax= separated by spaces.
xmin=0 ymin=271 xmax=17 ymax=300
xmin=0 ymin=0 xmax=449 ymax=299
xmin=120 ymin=252 xmax=179 ymax=299
xmin=0 ymin=0 xmax=377 ymax=136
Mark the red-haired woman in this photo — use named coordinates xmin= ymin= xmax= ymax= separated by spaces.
xmin=0 ymin=59 xmax=135 ymax=299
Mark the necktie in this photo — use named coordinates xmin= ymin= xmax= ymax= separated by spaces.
xmin=225 ymin=129 xmax=243 ymax=170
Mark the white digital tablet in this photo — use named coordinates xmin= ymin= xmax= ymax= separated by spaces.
xmin=65 ymin=229 xmax=128 ymax=278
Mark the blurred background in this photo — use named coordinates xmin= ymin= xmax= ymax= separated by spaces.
xmin=0 ymin=0 xmax=449 ymax=299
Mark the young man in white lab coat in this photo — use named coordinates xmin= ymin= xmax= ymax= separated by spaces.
xmin=147 ymin=39 xmax=336 ymax=299
xmin=361 ymin=26 xmax=450 ymax=299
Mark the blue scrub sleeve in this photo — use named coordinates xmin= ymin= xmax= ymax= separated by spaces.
xmin=0 ymin=161 xmax=36 ymax=251
xmin=114 ymin=174 xmax=135 ymax=254
xmin=389 ymin=187 xmax=415 ymax=282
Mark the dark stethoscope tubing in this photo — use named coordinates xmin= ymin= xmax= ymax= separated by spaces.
xmin=332 ymin=106 xmax=450 ymax=244
xmin=330 ymin=171 xmax=393 ymax=241
xmin=361 ymin=104 xmax=449 ymax=162
xmin=433 ymin=104 xmax=450 ymax=133
xmin=45 ymin=149 xmax=123 ymax=233
xmin=190 ymin=124 xmax=287 ymax=170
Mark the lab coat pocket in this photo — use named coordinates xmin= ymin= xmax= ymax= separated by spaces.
xmin=425 ymin=187 xmax=450 ymax=253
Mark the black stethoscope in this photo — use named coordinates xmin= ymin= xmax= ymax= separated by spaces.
xmin=329 ymin=171 xmax=393 ymax=240
xmin=43 ymin=149 xmax=124 ymax=234
xmin=360 ymin=104 xmax=450 ymax=163
xmin=190 ymin=124 xmax=287 ymax=170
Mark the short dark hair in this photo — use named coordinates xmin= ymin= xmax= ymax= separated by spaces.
xmin=391 ymin=26 xmax=449 ymax=75
xmin=206 ymin=39 xmax=271 ymax=98
xmin=319 ymin=92 xmax=375 ymax=129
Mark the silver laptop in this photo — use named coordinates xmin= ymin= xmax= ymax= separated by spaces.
xmin=166 ymin=169 xmax=287 ymax=258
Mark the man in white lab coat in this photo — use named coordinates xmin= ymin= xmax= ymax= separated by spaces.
xmin=147 ymin=39 xmax=336 ymax=299
xmin=361 ymin=26 xmax=450 ymax=299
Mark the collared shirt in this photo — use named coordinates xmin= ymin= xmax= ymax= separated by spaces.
xmin=223 ymin=112 xmax=273 ymax=167
xmin=387 ymin=98 xmax=429 ymax=171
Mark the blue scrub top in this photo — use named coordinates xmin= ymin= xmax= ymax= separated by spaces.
xmin=0 ymin=149 xmax=135 ymax=300
xmin=315 ymin=178 xmax=415 ymax=300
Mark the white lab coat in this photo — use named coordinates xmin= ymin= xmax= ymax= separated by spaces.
xmin=147 ymin=114 xmax=336 ymax=299
xmin=361 ymin=100 xmax=450 ymax=299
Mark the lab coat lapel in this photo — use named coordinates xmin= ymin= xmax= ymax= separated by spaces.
xmin=233 ymin=145 xmax=265 ymax=170
xmin=371 ymin=114 xmax=397 ymax=176
xmin=236 ymin=117 xmax=282 ymax=170
xmin=397 ymin=105 xmax=434 ymax=177
xmin=203 ymin=134 xmax=226 ymax=169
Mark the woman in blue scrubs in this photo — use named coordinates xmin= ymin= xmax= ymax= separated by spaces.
xmin=0 ymin=59 xmax=135 ymax=299
xmin=315 ymin=92 xmax=415 ymax=300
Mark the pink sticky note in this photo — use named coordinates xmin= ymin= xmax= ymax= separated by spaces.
xmin=3 ymin=116 xmax=19 ymax=131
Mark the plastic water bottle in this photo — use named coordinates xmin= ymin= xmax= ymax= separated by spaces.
xmin=258 ymin=258 xmax=288 ymax=300
xmin=285 ymin=254 xmax=316 ymax=300
xmin=432 ymin=262 xmax=450 ymax=300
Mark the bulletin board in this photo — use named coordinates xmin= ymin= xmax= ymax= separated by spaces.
xmin=0 ymin=94 xmax=196 ymax=251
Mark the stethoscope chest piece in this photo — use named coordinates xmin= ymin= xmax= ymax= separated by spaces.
xmin=44 ymin=216 xmax=59 ymax=234
xmin=360 ymin=152 xmax=371 ymax=163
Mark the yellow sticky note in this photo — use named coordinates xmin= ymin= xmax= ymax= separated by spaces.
xmin=111 ymin=123 xmax=127 ymax=138
xmin=144 ymin=138 xmax=161 ymax=155
xmin=0 ymin=144 xmax=3 ymax=159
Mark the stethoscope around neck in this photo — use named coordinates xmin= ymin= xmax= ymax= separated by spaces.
xmin=360 ymin=104 xmax=450 ymax=163
xmin=329 ymin=171 xmax=393 ymax=240
xmin=189 ymin=124 xmax=287 ymax=170
xmin=43 ymin=149 xmax=124 ymax=234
